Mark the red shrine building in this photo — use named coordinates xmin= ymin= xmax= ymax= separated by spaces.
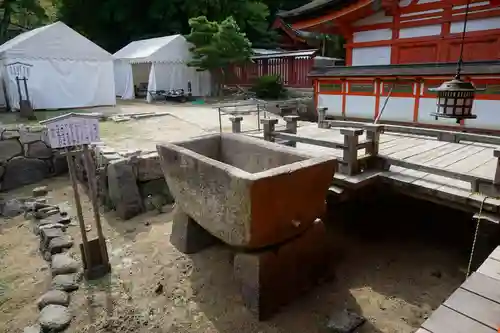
xmin=274 ymin=0 xmax=500 ymax=132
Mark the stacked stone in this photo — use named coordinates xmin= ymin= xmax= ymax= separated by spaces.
xmin=0 ymin=125 xmax=67 ymax=192
xmin=75 ymin=144 xmax=174 ymax=220
xmin=23 ymin=186 xmax=82 ymax=333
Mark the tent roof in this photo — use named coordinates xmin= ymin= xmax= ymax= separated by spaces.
xmin=0 ymin=21 xmax=112 ymax=61
xmin=113 ymin=35 xmax=191 ymax=64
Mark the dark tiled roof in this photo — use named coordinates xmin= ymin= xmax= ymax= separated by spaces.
xmin=277 ymin=0 xmax=357 ymax=20
xmin=309 ymin=61 xmax=500 ymax=77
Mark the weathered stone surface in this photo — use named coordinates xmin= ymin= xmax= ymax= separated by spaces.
xmin=0 ymin=164 xmax=4 ymax=179
xmin=40 ymin=228 xmax=65 ymax=251
xmin=36 ymin=223 xmax=67 ymax=236
xmin=39 ymin=304 xmax=71 ymax=332
xmin=37 ymin=290 xmax=70 ymax=310
xmin=0 ymin=139 xmax=22 ymax=162
xmin=25 ymin=141 xmax=52 ymax=159
xmin=2 ymin=130 xmax=20 ymax=140
xmin=40 ymin=214 xmax=71 ymax=226
xmin=107 ymin=158 xmax=143 ymax=219
xmin=0 ymin=198 xmax=25 ymax=217
xmin=48 ymin=235 xmax=74 ymax=254
xmin=139 ymin=179 xmax=174 ymax=210
xmin=34 ymin=208 xmax=59 ymax=219
xmin=157 ymin=133 xmax=336 ymax=248
xmin=136 ymin=152 xmax=163 ymax=181
xmin=23 ymin=324 xmax=41 ymax=333
xmin=51 ymin=254 xmax=79 ymax=276
xmin=33 ymin=186 xmax=49 ymax=197
xmin=19 ymin=129 xmax=41 ymax=144
xmin=233 ymin=220 xmax=334 ymax=320
xmin=51 ymin=273 xmax=81 ymax=291
xmin=52 ymin=154 xmax=68 ymax=175
xmin=2 ymin=156 xmax=49 ymax=191
xmin=170 ymin=207 xmax=218 ymax=254
xmin=327 ymin=310 xmax=366 ymax=333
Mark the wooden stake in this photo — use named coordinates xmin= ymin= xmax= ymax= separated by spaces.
xmin=82 ymin=144 xmax=110 ymax=265
xmin=66 ymin=148 xmax=92 ymax=269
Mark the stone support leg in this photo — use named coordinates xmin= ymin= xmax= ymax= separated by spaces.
xmin=170 ymin=207 xmax=219 ymax=254
xmin=233 ymin=219 xmax=334 ymax=320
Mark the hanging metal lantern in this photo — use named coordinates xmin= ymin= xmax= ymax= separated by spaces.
xmin=429 ymin=77 xmax=481 ymax=124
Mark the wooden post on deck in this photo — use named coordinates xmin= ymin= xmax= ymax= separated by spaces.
xmin=284 ymin=115 xmax=299 ymax=147
xmin=340 ymin=128 xmax=364 ymax=176
xmin=364 ymin=124 xmax=384 ymax=156
xmin=317 ymin=107 xmax=329 ymax=129
xmin=230 ymin=116 xmax=243 ymax=133
xmin=261 ymin=118 xmax=279 ymax=142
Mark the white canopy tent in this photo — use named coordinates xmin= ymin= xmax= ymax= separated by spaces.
xmin=113 ymin=34 xmax=211 ymax=101
xmin=0 ymin=21 xmax=115 ymax=111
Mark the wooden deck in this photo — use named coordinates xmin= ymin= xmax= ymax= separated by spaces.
xmin=248 ymin=123 xmax=500 ymax=213
xmin=418 ymin=246 xmax=500 ymax=333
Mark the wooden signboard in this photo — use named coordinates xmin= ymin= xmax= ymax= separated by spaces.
xmin=40 ymin=113 xmax=110 ymax=280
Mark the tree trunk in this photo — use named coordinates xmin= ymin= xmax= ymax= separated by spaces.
xmin=0 ymin=1 xmax=13 ymax=42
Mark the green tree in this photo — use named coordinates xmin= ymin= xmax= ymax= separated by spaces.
xmin=0 ymin=0 xmax=48 ymax=41
xmin=186 ymin=16 xmax=252 ymax=96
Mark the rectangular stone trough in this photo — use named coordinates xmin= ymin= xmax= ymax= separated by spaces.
xmin=157 ymin=133 xmax=337 ymax=249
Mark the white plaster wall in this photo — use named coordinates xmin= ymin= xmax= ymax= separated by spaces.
xmin=451 ymin=17 xmax=500 ymax=33
xmin=353 ymin=29 xmax=392 ymax=43
xmin=345 ymin=96 xmax=376 ymax=119
xmin=352 ymin=47 xmax=391 ymax=66
xmin=399 ymin=24 xmax=442 ymax=38
xmin=318 ymin=94 xmax=343 ymax=117
xmin=417 ymin=98 xmax=461 ymax=127
xmin=378 ymin=97 xmax=415 ymax=122
xmin=353 ymin=11 xmax=393 ymax=26
xmin=464 ymin=100 xmax=500 ymax=130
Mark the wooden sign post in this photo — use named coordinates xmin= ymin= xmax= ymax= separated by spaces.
xmin=40 ymin=113 xmax=111 ymax=280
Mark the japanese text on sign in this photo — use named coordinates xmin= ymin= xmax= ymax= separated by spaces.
xmin=46 ymin=117 xmax=100 ymax=148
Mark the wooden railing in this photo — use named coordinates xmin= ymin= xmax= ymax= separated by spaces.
xmin=229 ymin=112 xmax=500 ymax=194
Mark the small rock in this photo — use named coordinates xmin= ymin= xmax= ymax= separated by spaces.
xmin=40 ymin=214 xmax=71 ymax=226
xmin=2 ymin=156 xmax=49 ymax=191
xmin=40 ymin=228 xmax=65 ymax=252
xmin=51 ymin=274 xmax=81 ymax=292
xmin=37 ymin=290 xmax=70 ymax=310
xmin=144 ymin=221 xmax=151 ymax=226
xmin=23 ymin=324 xmax=41 ymax=333
xmin=33 ymin=186 xmax=49 ymax=197
xmin=0 ymin=198 xmax=25 ymax=217
xmin=327 ymin=310 xmax=366 ymax=333
xmin=34 ymin=223 xmax=66 ymax=236
xmin=25 ymin=141 xmax=52 ymax=159
xmin=85 ymin=225 xmax=92 ymax=232
xmin=43 ymin=251 xmax=53 ymax=262
xmin=154 ymin=283 xmax=164 ymax=295
xmin=48 ymin=235 xmax=74 ymax=254
xmin=39 ymin=304 xmax=71 ymax=332
xmin=51 ymin=254 xmax=80 ymax=276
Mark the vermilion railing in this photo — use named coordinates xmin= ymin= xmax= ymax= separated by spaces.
xmin=226 ymin=56 xmax=314 ymax=88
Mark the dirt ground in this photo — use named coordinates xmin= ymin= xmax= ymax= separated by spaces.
xmin=0 ymin=177 xmax=467 ymax=333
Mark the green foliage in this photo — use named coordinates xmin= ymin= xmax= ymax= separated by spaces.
xmin=0 ymin=0 xmax=48 ymax=41
xmin=250 ymin=74 xmax=286 ymax=99
xmin=186 ymin=16 xmax=252 ymax=95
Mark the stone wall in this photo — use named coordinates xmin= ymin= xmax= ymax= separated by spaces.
xmin=75 ymin=145 xmax=174 ymax=220
xmin=0 ymin=125 xmax=68 ymax=191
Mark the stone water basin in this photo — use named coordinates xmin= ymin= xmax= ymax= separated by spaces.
xmin=157 ymin=133 xmax=336 ymax=249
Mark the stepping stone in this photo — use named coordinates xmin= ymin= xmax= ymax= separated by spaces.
xmin=34 ymin=208 xmax=60 ymax=220
xmin=33 ymin=186 xmax=49 ymax=197
xmin=51 ymin=254 xmax=79 ymax=276
xmin=39 ymin=214 xmax=71 ymax=226
xmin=37 ymin=290 xmax=70 ymax=310
xmin=39 ymin=305 xmax=71 ymax=332
xmin=23 ymin=324 xmax=41 ymax=333
xmin=51 ymin=273 xmax=82 ymax=292
xmin=34 ymin=223 xmax=67 ymax=236
xmin=48 ymin=235 xmax=74 ymax=254
xmin=327 ymin=310 xmax=366 ymax=333
xmin=40 ymin=228 xmax=65 ymax=252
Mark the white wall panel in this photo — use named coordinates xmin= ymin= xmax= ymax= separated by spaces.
xmin=353 ymin=12 xmax=393 ymax=26
xmin=345 ymin=96 xmax=375 ymax=119
xmin=353 ymin=29 xmax=392 ymax=43
xmin=318 ymin=94 xmax=343 ymax=117
xmin=451 ymin=17 xmax=500 ymax=33
xmin=399 ymin=24 xmax=442 ymax=38
xmin=378 ymin=97 xmax=415 ymax=122
xmin=464 ymin=100 xmax=500 ymax=130
xmin=417 ymin=98 xmax=460 ymax=127
xmin=352 ymin=47 xmax=391 ymax=66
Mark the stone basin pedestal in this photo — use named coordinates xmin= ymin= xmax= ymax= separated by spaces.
xmin=157 ymin=133 xmax=337 ymax=319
